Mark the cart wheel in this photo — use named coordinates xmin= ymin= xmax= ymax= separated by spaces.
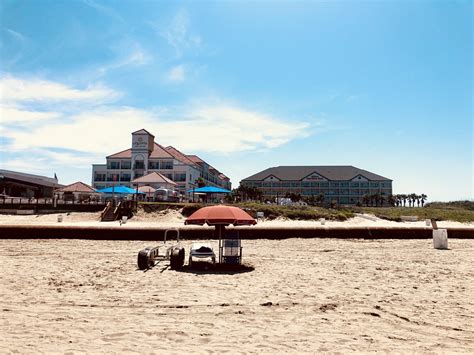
xmin=170 ymin=247 xmax=185 ymax=270
xmin=137 ymin=248 xmax=151 ymax=270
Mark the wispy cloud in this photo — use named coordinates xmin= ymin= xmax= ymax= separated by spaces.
xmin=157 ymin=9 xmax=202 ymax=58
xmin=97 ymin=46 xmax=151 ymax=76
xmin=6 ymin=28 xmax=27 ymax=42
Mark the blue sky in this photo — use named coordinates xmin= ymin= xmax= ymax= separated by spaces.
xmin=1 ymin=0 xmax=472 ymax=201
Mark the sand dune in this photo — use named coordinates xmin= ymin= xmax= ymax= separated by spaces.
xmin=1 ymin=238 xmax=473 ymax=353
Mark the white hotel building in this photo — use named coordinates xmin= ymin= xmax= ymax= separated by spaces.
xmin=91 ymin=129 xmax=231 ymax=196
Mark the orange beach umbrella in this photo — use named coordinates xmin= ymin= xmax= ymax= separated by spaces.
xmin=184 ymin=205 xmax=256 ymax=226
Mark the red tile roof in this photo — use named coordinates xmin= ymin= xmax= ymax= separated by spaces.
xmin=150 ymin=143 xmax=174 ymax=158
xmin=107 ymin=148 xmax=132 ymax=159
xmin=106 ymin=143 xmax=173 ymax=159
xmin=186 ymin=155 xmax=204 ymax=164
xmin=165 ymin=146 xmax=197 ymax=166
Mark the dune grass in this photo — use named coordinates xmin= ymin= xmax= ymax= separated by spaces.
xmin=139 ymin=201 xmax=474 ymax=223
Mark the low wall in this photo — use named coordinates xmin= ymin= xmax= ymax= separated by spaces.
xmin=0 ymin=225 xmax=472 ymax=240
xmin=0 ymin=204 xmax=106 ymax=213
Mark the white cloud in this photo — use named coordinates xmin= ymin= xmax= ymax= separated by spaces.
xmin=167 ymin=65 xmax=186 ymax=83
xmin=4 ymin=103 xmax=310 ymax=155
xmin=0 ymin=105 xmax=61 ymax=124
xmin=0 ymin=75 xmax=119 ymax=104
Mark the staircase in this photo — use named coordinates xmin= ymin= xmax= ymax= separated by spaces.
xmin=101 ymin=201 xmax=117 ymax=222
xmin=100 ymin=200 xmax=134 ymax=222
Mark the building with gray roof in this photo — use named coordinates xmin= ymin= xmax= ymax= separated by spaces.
xmin=240 ymin=166 xmax=392 ymax=205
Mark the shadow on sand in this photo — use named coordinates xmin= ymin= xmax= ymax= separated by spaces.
xmin=176 ymin=261 xmax=255 ymax=275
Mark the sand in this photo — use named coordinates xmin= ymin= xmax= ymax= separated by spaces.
xmin=1 ymin=237 xmax=473 ymax=353
xmin=0 ymin=210 xmax=473 ymax=229
xmin=1 ymin=211 xmax=473 ymax=352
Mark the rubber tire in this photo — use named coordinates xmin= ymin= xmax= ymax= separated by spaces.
xmin=137 ymin=248 xmax=151 ymax=270
xmin=170 ymin=247 xmax=185 ymax=270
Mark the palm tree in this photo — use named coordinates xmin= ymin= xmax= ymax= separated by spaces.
xmin=410 ymin=193 xmax=417 ymax=207
xmin=362 ymin=194 xmax=370 ymax=207
xmin=400 ymin=194 xmax=408 ymax=207
xmin=379 ymin=194 xmax=385 ymax=207
xmin=420 ymin=194 xmax=427 ymax=207
xmin=388 ymin=194 xmax=396 ymax=207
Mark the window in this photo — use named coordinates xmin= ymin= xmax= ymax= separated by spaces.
xmin=330 ymin=182 xmax=339 ymax=188
xmin=272 ymin=182 xmax=281 ymax=187
xmin=94 ymin=173 xmax=106 ymax=182
xmin=174 ymin=173 xmax=186 ymax=182
xmin=134 ymin=161 xmax=145 ymax=169
xmin=164 ymin=173 xmax=173 ymax=180
xmin=107 ymin=174 xmax=119 ymax=181
xmin=107 ymin=161 xmax=120 ymax=169
xmin=291 ymin=182 xmax=300 ymax=188
xmin=320 ymin=182 xmax=329 ymax=187
xmin=340 ymin=182 xmax=349 ymax=187
xmin=282 ymin=182 xmax=290 ymax=187
xmin=350 ymin=183 xmax=359 ymax=188
xmin=121 ymin=174 xmax=131 ymax=182
xmin=360 ymin=182 xmax=369 ymax=188
xmin=148 ymin=161 xmax=159 ymax=169
xmin=121 ymin=160 xmax=131 ymax=169
xmin=370 ymin=183 xmax=379 ymax=188
xmin=302 ymin=182 xmax=311 ymax=187
xmin=311 ymin=182 xmax=319 ymax=187
xmin=161 ymin=161 xmax=173 ymax=169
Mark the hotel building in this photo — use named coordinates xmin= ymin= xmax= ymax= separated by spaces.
xmin=91 ymin=129 xmax=231 ymax=196
xmin=240 ymin=166 xmax=392 ymax=205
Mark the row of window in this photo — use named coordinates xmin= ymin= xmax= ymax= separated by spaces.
xmin=245 ymin=181 xmax=391 ymax=188
xmin=107 ymin=160 xmax=174 ymax=170
xmin=259 ymin=189 xmax=392 ymax=196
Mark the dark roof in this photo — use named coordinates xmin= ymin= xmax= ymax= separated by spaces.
xmin=241 ymin=166 xmax=391 ymax=182
xmin=132 ymin=129 xmax=155 ymax=137
xmin=0 ymin=169 xmax=59 ymax=188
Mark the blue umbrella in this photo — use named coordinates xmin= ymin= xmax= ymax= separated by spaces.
xmin=186 ymin=186 xmax=231 ymax=194
xmin=97 ymin=185 xmax=145 ymax=194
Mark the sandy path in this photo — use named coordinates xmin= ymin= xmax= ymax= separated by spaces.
xmin=1 ymin=238 xmax=473 ymax=353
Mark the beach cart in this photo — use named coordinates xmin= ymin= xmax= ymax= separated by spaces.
xmin=137 ymin=228 xmax=185 ymax=270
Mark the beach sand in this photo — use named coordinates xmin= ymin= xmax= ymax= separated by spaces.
xmin=0 ymin=209 xmax=473 ymax=229
xmin=1 ymin=236 xmax=473 ymax=353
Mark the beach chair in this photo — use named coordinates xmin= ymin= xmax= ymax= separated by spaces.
xmin=221 ymin=237 xmax=242 ymax=265
xmin=188 ymin=242 xmax=216 ymax=267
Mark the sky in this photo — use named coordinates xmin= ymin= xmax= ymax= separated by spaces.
xmin=0 ymin=0 xmax=472 ymax=202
